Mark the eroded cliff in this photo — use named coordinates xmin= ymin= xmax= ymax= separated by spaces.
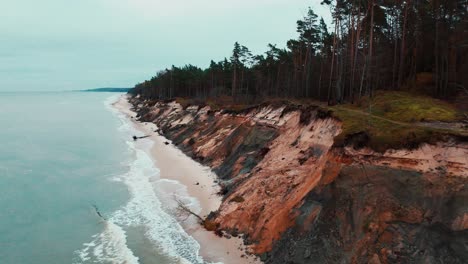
xmin=130 ymin=97 xmax=467 ymax=263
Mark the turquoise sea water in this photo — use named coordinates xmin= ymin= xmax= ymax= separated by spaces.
xmin=0 ymin=92 xmax=204 ymax=264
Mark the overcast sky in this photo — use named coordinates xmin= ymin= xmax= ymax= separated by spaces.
xmin=0 ymin=0 xmax=331 ymax=91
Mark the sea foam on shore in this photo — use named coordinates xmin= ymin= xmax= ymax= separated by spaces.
xmin=74 ymin=95 xmax=205 ymax=264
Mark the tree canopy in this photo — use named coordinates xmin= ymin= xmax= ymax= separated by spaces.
xmin=131 ymin=0 xmax=468 ymax=105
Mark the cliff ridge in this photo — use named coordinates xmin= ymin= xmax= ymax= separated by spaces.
xmin=130 ymin=96 xmax=467 ymax=263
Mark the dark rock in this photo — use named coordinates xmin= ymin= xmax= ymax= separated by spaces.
xmin=299 ymin=106 xmax=319 ymax=125
xmin=344 ymin=131 xmax=370 ymax=149
xmin=268 ymin=165 xmax=468 ymax=264
xmin=188 ymin=138 xmax=196 ymax=145
xmin=215 ymin=229 xmax=223 ymax=237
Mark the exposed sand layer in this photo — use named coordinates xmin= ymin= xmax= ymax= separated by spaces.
xmin=130 ymin=96 xmax=467 ymax=263
xmin=113 ymin=95 xmax=259 ymax=264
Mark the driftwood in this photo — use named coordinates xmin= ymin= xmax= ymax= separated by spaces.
xmin=174 ymin=196 xmax=220 ymax=234
xmin=174 ymin=196 xmax=204 ymax=224
xmin=133 ymin=135 xmax=150 ymax=141
xmin=92 ymin=204 xmax=106 ymax=221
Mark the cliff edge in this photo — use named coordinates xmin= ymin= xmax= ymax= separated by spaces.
xmin=130 ymin=96 xmax=467 ymax=264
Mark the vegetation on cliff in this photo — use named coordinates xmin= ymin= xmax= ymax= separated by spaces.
xmin=168 ymin=90 xmax=466 ymax=152
xmin=329 ymin=90 xmax=466 ymax=151
xmin=125 ymin=1 xmax=468 ymax=261
xmin=127 ymin=1 xmax=468 ymax=259
xmin=129 ymin=0 xmax=467 ymax=151
xmin=130 ymin=1 xmax=468 ymax=105
xmin=130 ymin=97 xmax=468 ymax=263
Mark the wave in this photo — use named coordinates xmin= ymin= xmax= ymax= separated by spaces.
xmin=74 ymin=95 xmax=205 ymax=264
xmin=112 ymin=145 xmax=203 ymax=263
xmin=74 ymin=221 xmax=139 ymax=264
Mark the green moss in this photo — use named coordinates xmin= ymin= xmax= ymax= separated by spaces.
xmin=355 ymin=91 xmax=462 ymax=123
xmin=328 ymin=91 xmax=466 ymax=152
xmin=334 ymin=107 xmax=432 ymax=151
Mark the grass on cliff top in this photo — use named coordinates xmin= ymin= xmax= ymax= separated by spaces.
xmin=329 ymin=91 xmax=466 ymax=152
xmin=347 ymin=91 xmax=463 ymax=123
xmin=175 ymin=97 xmax=206 ymax=109
xmin=330 ymin=107 xmax=439 ymax=152
xmin=175 ymin=91 xmax=465 ymax=152
xmin=176 ymin=96 xmax=258 ymax=113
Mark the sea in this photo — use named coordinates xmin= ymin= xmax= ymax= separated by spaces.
xmin=0 ymin=92 xmax=206 ymax=264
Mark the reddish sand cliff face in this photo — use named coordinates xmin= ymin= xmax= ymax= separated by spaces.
xmin=131 ymin=97 xmax=467 ymax=263
xmin=216 ymin=112 xmax=342 ymax=253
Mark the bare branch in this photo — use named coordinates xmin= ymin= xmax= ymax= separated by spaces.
xmin=92 ymin=204 xmax=106 ymax=221
xmin=174 ymin=196 xmax=205 ymax=224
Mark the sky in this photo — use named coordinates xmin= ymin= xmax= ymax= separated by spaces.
xmin=0 ymin=0 xmax=331 ymax=91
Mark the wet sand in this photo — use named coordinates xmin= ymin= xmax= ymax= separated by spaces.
xmin=113 ymin=95 xmax=259 ymax=264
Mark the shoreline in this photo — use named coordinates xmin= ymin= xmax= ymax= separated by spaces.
xmin=113 ymin=94 xmax=259 ymax=264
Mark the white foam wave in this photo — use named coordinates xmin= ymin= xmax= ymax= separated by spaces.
xmin=154 ymin=179 xmax=201 ymax=217
xmin=74 ymin=221 xmax=139 ymax=264
xmin=103 ymin=94 xmax=121 ymax=111
xmin=104 ymin=95 xmax=134 ymax=135
xmin=75 ymin=96 xmax=205 ymax=264
xmin=110 ymin=145 xmax=204 ymax=263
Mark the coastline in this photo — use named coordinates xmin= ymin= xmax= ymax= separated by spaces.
xmin=113 ymin=94 xmax=259 ymax=264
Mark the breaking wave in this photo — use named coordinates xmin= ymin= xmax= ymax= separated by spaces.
xmin=74 ymin=95 xmax=204 ymax=264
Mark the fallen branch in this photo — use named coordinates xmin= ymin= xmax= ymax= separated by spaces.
xmin=133 ymin=135 xmax=150 ymax=141
xmin=92 ymin=204 xmax=106 ymax=221
xmin=174 ymin=196 xmax=205 ymax=224
xmin=173 ymin=196 xmax=220 ymax=233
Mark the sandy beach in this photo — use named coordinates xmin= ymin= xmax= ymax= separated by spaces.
xmin=113 ymin=95 xmax=259 ymax=264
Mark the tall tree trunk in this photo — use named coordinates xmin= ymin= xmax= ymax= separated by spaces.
xmin=276 ymin=65 xmax=281 ymax=97
xmin=392 ymin=4 xmax=399 ymax=90
xmin=318 ymin=58 xmax=324 ymax=99
xmin=232 ymin=66 xmax=237 ymax=100
xmin=328 ymin=17 xmax=338 ymax=105
xmin=352 ymin=7 xmax=362 ymax=100
xmin=367 ymin=0 xmax=375 ymax=97
xmin=305 ymin=44 xmax=312 ymax=98
xmin=335 ymin=20 xmax=343 ymax=103
xmin=240 ymin=67 xmax=245 ymax=96
xmin=397 ymin=0 xmax=409 ymax=90
xmin=349 ymin=6 xmax=356 ymax=102
xmin=170 ymin=70 xmax=173 ymax=98
xmin=434 ymin=1 xmax=441 ymax=96
xmin=359 ymin=55 xmax=367 ymax=97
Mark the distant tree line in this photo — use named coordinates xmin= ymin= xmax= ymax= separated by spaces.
xmin=131 ymin=0 xmax=468 ymax=104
